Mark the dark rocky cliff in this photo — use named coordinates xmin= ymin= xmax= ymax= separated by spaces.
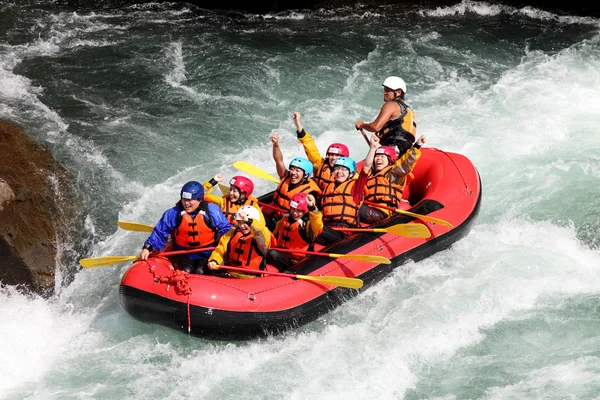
xmin=0 ymin=121 xmax=75 ymax=294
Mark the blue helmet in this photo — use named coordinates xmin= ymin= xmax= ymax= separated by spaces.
xmin=180 ymin=181 xmax=204 ymax=200
xmin=289 ymin=157 xmax=313 ymax=177
xmin=333 ymin=157 xmax=356 ymax=174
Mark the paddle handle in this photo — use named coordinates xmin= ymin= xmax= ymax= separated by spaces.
xmin=359 ymin=128 xmax=371 ymax=146
xmin=157 ymin=247 xmax=215 ymax=257
xmin=270 ymin=248 xmax=326 ymax=257
xmin=258 ymin=201 xmax=287 ymax=213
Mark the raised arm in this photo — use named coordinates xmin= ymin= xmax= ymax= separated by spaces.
xmin=271 ymin=134 xmax=287 ymax=179
xmin=361 ymin=133 xmax=380 ymax=173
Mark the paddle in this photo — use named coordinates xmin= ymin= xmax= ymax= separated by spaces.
xmin=80 ymin=247 xmax=215 ymax=268
xmin=216 ymin=265 xmax=363 ymax=289
xmin=332 ymin=224 xmax=431 ymax=238
xmin=233 ymin=161 xmax=281 ymax=183
xmin=363 ymin=200 xmax=453 ymax=228
xmin=117 ymin=220 xmax=154 ymax=232
xmin=358 ymin=128 xmax=371 ymax=146
xmin=271 ymin=247 xmax=391 ymax=264
xmin=218 ymin=183 xmax=230 ymax=195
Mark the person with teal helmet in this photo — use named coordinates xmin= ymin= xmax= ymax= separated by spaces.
xmin=266 ymin=134 xmax=322 ymax=230
xmin=139 ymin=180 xmax=232 ymax=274
xmin=315 ymin=133 xmax=380 ymax=245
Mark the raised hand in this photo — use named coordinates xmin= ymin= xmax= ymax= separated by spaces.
xmin=270 ymin=134 xmax=279 ymax=145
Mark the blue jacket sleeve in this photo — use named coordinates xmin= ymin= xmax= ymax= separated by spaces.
xmin=206 ymin=203 xmax=232 ymax=238
xmin=144 ymin=207 xmax=179 ymax=251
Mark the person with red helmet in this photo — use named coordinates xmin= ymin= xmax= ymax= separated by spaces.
xmin=267 ymin=192 xmax=323 ymax=271
xmin=292 ymin=111 xmax=350 ymax=191
xmin=204 ymin=173 xmax=265 ymax=224
xmin=360 ymin=134 xmax=426 ymax=224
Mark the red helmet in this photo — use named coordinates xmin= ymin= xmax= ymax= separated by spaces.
xmin=289 ymin=192 xmax=309 ymax=212
xmin=326 ymin=143 xmax=349 ymax=158
xmin=229 ymin=176 xmax=254 ymax=196
xmin=375 ymin=146 xmax=397 ymax=163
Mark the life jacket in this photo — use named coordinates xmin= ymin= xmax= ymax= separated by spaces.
xmin=222 ymin=195 xmax=260 ymax=223
xmin=272 ymin=174 xmax=321 ymax=219
xmin=378 ymin=99 xmax=417 ymax=154
xmin=313 ymin=162 xmax=336 ymax=191
xmin=321 ymin=180 xmax=360 ymax=227
xmin=365 ymin=165 xmax=404 ymax=209
xmin=173 ymin=201 xmax=216 ymax=249
xmin=226 ymin=229 xmax=266 ymax=270
xmin=277 ymin=215 xmax=312 ymax=258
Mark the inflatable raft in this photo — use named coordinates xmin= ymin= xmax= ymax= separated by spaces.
xmin=119 ymin=148 xmax=481 ymax=339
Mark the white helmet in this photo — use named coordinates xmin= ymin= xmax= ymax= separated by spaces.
xmin=235 ymin=205 xmax=261 ymax=222
xmin=382 ymin=76 xmax=406 ymax=93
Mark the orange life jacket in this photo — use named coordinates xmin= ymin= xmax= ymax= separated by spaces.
xmin=365 ymin=165 xmax=404 ymax=209
xmin=313 ymin=162 xmax=336 ymax=191
xmin=222 ymin=195 xmax=260 ymax=223
xmin=173 ymin=208 xmax=216 ymax=249
xmin=227 ymin=229 xmax=265 ymax=270
xmin=321 ymin=180 xmax=360 ymax=227
xmin=276 ymin=216 xmax=311 ymax=259
xmin=272 ymin=174 xmax=321 ymax=219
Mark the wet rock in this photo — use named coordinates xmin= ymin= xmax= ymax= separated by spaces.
xmin=0 ymin=120 xmax=75 ymax=294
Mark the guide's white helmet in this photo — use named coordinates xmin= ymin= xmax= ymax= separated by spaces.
xmin=382 ymin=76 xmax=406 ymax=93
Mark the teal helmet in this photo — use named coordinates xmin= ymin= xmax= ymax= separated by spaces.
xmin=333 ymin=157 xmax=356 ymax=174
xmin=289 ymin=157 xmax=313 ymax=177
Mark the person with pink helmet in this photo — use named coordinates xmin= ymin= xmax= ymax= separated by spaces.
xmin=292 ymin=111 xmax=351 ymax=191
xmin=204 ymin=174 xmax=265 ymax=224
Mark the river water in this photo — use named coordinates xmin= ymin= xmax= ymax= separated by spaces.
xmin=1 ymin=0 xmax=600 ymax=398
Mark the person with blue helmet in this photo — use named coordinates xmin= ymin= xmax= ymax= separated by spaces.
xmin=266 ymin=134 xmax=322 ymax=230
xmin=139 ymin=180 xmax=232 ymax=274
xmin=315 ymin=132 xmax=380 ymax=245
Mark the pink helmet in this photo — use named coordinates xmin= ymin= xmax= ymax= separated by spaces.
xmin=289 ymin=192 xmax=309 ymax=212
xmin=375 ymin=146 xmax=397 ymax=163
xmin=229 ymin=176 xmax=254 ymax=196
xmin=326 ymin=143 xmax=349 ymax=158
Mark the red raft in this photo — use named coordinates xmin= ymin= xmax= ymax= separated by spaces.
xmin=119 ymin=148 xmax=481 ymax=339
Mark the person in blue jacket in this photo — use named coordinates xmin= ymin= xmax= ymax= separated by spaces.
xmin=139 ymin=181 xmax=232 ymax=274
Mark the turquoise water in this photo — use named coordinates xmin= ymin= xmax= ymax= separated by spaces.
xmin=1 ymin=1 xmax=600 ymax=398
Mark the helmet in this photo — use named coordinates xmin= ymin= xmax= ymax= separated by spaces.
xmin=289 ymin=192 xmax=309 ymax=212
xmin=375 ymin=146 xmax=398 ymax=163
xmin=180 ymin=181 xmax=204 ymax=200
xmin=235 ymin=205 xmax=261 ymax=222
xmin=382 ymin=76 xmax=406 ymax=93
xmin=333 ymin=157 xmax=357 ymax=174
xmin=229 ymin=176 xmax=254 ymax=196
xmin=326 ymin=143 xmax=350 ymax=157
xmin=289 ymin=157 xmax=313 ymax=177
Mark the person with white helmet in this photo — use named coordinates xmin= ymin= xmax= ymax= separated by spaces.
xmin=139 ymin=181 xmax=232 ymax=274
xmin=355 ymin=76 xmax=418 ymax=157
xmin=207 ymin=205 xmax=274 ymax=278
xmin=265 ymin=134 xmax=322 ymax=230
xmin=292 ymin=111 xmax=351 ymax=191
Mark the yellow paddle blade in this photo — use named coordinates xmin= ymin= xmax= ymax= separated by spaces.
xmin=80 ymin=255 xmax=139 ymax=268
xmin=328 ymin=253 xmax=391 ymax=264
xmin=218 ymin=183 xmax=230 ymax=195
xmin=233 ymin=161 xmax=281 ymax=183
xmin=395 ymin=209 xmax=453 ymax=228
xmin=117 ymin=221 xmax=154 ymax=232
xmin=296 ymin=274 xmax=363 ymax=289
xmin=372 ymin=224 xmax=431 ymax=238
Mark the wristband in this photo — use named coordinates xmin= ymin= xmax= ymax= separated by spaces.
xmin=296 ymin=128 xmax=306 ymax=139
xmin=208 ymin=178 xmax=218 ymax=187
xmin=142 ymin=243 xmax=152 ymax=251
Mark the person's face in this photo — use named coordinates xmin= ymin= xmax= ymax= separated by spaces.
xmin=181 ymin=198 xmax=200 ymax=213
xmin=383 ymin=86 xmax=398 ymax=102
xmin=289 ymin=166 xmax=305 ymax=184
xmin=326 ymin=152 xmax=342 ymax=167
xmin=236 ymin=220 xmax=251 ymax=234
xmin=290 ymin=206 xmax=306 ymax=221
xmin=229 ymin=185 xmax=241 ymax=202
xmin=333 ymin=165 xmax=350 ymax=183
xmin=374 ymin=154 xmax=390 ymax=171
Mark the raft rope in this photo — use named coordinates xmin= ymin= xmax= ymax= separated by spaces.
xmin=147 ymin=262 xmax=193 ymax=333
